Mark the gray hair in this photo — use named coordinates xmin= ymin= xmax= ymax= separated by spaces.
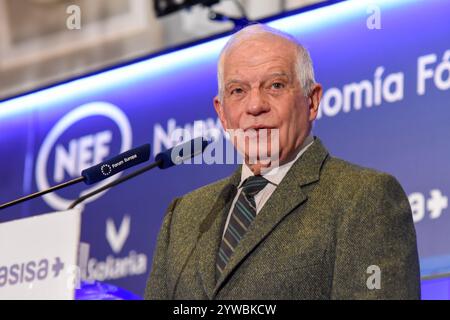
xmin=217 ymin=24 xmax=316 ymax=102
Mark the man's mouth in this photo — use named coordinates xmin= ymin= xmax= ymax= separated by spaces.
xmin=244 ymin=125 xmax=276 ymax=131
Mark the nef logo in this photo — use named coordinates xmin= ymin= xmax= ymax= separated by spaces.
xmin=36 ymin=102 xmax=132 ymax=210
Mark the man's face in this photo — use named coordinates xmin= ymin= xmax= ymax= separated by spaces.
xmin=214 ymin=35 xmax=322 ymax=172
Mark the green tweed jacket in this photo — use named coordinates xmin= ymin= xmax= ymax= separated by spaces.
xmin=145 ymin=137 xmax=421 ymax=299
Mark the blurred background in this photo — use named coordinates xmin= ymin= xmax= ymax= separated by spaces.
xmin=1 ymin=0 xmax=449 ymax=300
xmin=0 ymin=0 xmax=325 ymax=100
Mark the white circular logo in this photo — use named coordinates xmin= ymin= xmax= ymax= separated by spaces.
xmin=36 ymin=102 xmax=132 ymax=210
xmin=101 ymin=164 xmax=112 ymax=176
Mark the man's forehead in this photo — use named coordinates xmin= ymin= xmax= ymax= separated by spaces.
xmin=222 ymin=43 xmax=296 ymax=72
xmin=224 ymin=31 xmax=296 ymax=52
xmin=225 ymin=41 xmax=295 ymax=61
xmin=219 ymin=33 xmax=299 ymax=85
xmin=223 ymin=58 xmax=296 ymax=80
xmin=224 ymin=71 xmax=292 ymax=84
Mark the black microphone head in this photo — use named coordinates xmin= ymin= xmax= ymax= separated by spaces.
xmin=155 ymin=137 xmax=210 ymax=169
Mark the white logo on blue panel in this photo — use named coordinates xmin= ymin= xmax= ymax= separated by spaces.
xmin=35 ymin=102 xmax=132 ymax=210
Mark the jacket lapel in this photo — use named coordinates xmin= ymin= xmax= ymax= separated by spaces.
xmin=213 ymin=137 xmax=329 ymax=296
xmin=196 ymin=167 xmax=241 ymax=299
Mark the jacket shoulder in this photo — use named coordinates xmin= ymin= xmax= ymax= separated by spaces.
xmin=169 ymin=172 xmax=235 ymax=220
xmin=181 ymin=174 xmax=233 ymax=202
xmin=319 ymin=156 xmax=409 ymax=208
xmin=323 ymin=156 xmax=402 ymax=187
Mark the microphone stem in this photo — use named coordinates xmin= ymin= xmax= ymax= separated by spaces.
xmin=68 ymin=159 xmax=163 ymax=210
xmin=0 ymin=176 xmax=85 ymax=211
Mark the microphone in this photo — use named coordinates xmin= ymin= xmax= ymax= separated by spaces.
xmin=156 ymin=136 xmax=209 ymax=169
xmin=82 ymin=144 xmax=150 ymax=185
xmin=0 ymin=144 xmax=151 ymax=211
xmin=68 ymin=137 xmax=211 ymax=209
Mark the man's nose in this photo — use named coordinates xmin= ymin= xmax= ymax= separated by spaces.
xmin=246 ymin=89 xmax=270 ymax=116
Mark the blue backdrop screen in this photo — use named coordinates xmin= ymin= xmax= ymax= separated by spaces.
xmin=0 ymin=0 xmax=449 ymax=297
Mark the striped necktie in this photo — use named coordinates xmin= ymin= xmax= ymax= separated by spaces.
xmin=216 ymin=175 xmax=269 ymax=278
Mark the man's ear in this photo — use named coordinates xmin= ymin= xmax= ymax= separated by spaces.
xmin=214 ymin=96 xmax=228 ymax=131
xmin=308 ymin=83 xmax=323 ymax=121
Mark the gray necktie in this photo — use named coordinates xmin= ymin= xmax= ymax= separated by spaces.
xmin=216 ymin=175 xmax=269 ymax=278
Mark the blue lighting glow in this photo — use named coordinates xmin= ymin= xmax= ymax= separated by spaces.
xmin=268 ymin=0 xmax=419 ymax=33
xmin=0 ymin=0 xmax=419 ymax=120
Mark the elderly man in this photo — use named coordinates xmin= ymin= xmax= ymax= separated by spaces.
xmin=145 ymin=24 xmax=420 ymax=300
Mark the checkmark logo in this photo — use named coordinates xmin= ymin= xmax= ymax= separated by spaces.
xmin=106 ymin=215 xmax=130 ymax=254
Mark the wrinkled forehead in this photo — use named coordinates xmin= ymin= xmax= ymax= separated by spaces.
xmin=222 ymin=32 xmax=297 ymax=61
xmin=221 ymin=35 xmax=298 ymax=77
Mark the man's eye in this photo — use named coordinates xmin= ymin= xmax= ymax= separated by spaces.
xmin=271 ymin=82 xmax=285 ymax=89
xmin=231 ymin=88 xmax=243 ymax=95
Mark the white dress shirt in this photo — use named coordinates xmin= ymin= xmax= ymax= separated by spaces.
xmin=222 ymin=134 xmax=315 ymax=237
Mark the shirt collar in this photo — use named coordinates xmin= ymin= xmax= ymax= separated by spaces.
xmin=239 ymin=133 xmax=315 ymax=188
